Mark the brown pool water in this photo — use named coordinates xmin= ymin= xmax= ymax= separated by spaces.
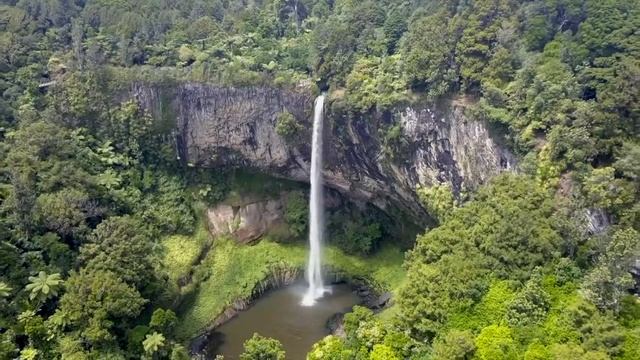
xmin=208 ymin=283 xmax=359 ymax=359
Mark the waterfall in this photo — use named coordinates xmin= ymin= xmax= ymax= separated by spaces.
xmin=302 ymin=95 xmax=327 ymax=306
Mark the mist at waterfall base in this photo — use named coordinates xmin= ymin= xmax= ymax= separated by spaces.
xmin=302 ymin=94 xmax=328 ymax=307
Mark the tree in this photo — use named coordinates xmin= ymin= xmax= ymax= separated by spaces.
xmin=614 ymin=142 xmax=640 ymax=181
xmin=18 ymin=347 xmax=38 ymax=360
xmin=400 ymin=174 xmax=562 ymax=340
xmin=25 ymin=271 xmax=63 ymax=303
xmin=432 ymin=330 xmax=476 ymax=360
xmin=401 ymin=12 xmax=458 ymax=97
xmin=149 ymin=308 xmax=177 ymax=335
xmin=583 ymin=167 xmax=635 ymax=214
xmin=105 ymin=100 xmax=153 ymax=158
xmin=564 ymin=299 xmax=626 ymax=357
xmin=50 ymin=269 xmax=146 ymax=349
xmin=506 ymin=272 xmax=551 ymax=326
xmin=170 ymin=344 xmax=190 ymax=360
xmin=523 ymin=341 xmax=550 ymax=360
xmin=240 ymin=333 xmax=285 ymax=360
xmin=79 ymin=216 xmax=155 ymax=289
xmin=142 ymin=332 xmax=165 ymax=355
xmin=582 ymin=228 xmax=640 ymax=312
xmin=456 ymin=0 xmax=511 ymax=91
xmin=417 ymin=183 xmax=456 ymax=223
xmin=35 ymin=188 xmax=91 ymax=240
xmin=344 ymin=306 xmax=375 ymax=347
xmin=369 ymin=344 xmax=399 ymax=360
xmin=307 ymin=335 xmax=352 ymax=360
xmin=345 ymin=55 xmax=407 ymax=112
xmin=383 ymin=7 xmax=407 ymax=53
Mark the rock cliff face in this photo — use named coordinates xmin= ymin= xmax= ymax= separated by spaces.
xmin=132 ymin=83 xmax=514 ymax=224
xmin=206 ymin=197 xmax=285 ymax=244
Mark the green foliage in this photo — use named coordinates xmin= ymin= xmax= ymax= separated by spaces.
xmin=320 ymin=305 xmax=411 ymax=359
xmin=380 ymin=121 xmax=408 ymax=160
xmin=0 ymin=0 xmax=639 ymax=358
xmin=0 ymin=282 xmax=11 ymax=298
xmin=142 ymin=332 xmax=165 ymax=355
xmin=240 ymin=333 xmax=285 ymax=360
xmin=618 ymin=295 xmax=640 ymax=328
xmin=581 ymin=228 xmax=640 ymax=312
xmin=307 ymin=335 xmax=353 ymax=360
xmin=79 ymin=216 xmax=155 ymax=290
xmin=369 ymin=344 xmax=400 ymax=360
xmin=417 ymin=183 xmax=456 ymax=223
xmin=24 ymin=271 xmax=63 ymax=303
xmin=432 ymin=330 xmax=475 ymax=360
xmin=126 ymin=325 xmax=149 ymax=356
xmin=161 ymin=218 xmax=211 ymax=288
xmin=275 ymin=111 xmax=303 ymax=141
xmin=50 ymin=269 xmax=147 ymax=354
xmin=149 ymin=308 xmax=178 ymax=335
xmin=583 ymin=167 xmax=635 ymax=214
xmin=345 ymin=55 xmax=407 ymax=112
xmin=621 ymin=328 xmax=640 ymax=360
xmin=400 ymin=174 xmax=561 ymax=340
xmin=35 ymin=189 xmax=91 ymax=240
xmin=614 ymin=142 xmax=640 ymax=181
xmin=474 ymin=325 xmax=517 ymax=360
xmin=401 ymin=11 xmax=457 ymax=98
xmin=105 ymin=100 xmax=153 ymax=158
xmin=456 ymin=0 xmax=511 ymax=91
xmin=140 ymin=173 xmax=195 ymax=235
xmin=506 ymin=272 xmax=551 ymax=327
xmin=523 ymin=341 xmax=550 ymax=360
xmin=284 ymin=190 xmax=308 ymax=238
xmin=330 ymin=215 xmax=382 ymax=255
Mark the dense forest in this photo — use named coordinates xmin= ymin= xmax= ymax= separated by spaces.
xmin=0 ymin=0 xmax=639 ymax=359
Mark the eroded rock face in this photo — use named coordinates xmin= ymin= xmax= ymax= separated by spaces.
xmin=132 ymin=83 xmax=514 ymax=225
xmin=206 ymin=197 xmax=285 ymax=244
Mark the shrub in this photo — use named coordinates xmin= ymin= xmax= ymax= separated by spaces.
xmin=275 ymin=111 xmax=302 ymax=140
xmin=240 ymin=333 xmax=285 ymax=360
xmin=284 ymin=191 xmax=308 ymax=238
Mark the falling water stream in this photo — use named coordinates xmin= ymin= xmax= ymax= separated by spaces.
xmin=302 ymin=94 xmax=327 ymax=306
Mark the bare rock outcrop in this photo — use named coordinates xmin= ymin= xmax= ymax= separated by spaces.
xmin=206 ymin=197 xmax=285 ymax=244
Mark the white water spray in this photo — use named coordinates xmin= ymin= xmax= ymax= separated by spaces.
xmin=302 ymin=95 xmax=327 ymax=307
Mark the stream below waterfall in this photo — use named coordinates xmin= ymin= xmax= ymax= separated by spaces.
xmin=206 ymin=283 xmax=359 ymax=359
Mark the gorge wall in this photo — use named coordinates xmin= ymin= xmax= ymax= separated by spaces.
xmin=132 ymin=83 xmax=514 ymax=225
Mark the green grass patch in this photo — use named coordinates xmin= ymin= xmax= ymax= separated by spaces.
xmin=161 ymin=202 xmax=212 ymax=285
xmin=162 ymin=223 xmax=211 ymax=284
xmin=171 ymin=237 xmax=405 ymax=340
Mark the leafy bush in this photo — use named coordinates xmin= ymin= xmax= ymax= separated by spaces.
xmin=284 ymin=191 xmax=308 ymax=238
xmin=345 ymin=55 xmax=407 ymax=112
xmin=506 ymin=273 xmax=551 ymax=327
xmin=275 ymin=111 xmax=303 ymax=141
xmin=331 ymin=220 xmax=381 ymax=255
xmin=474 ymin=325 xmax=517 ymax=360
xmin=240 ymin=333 xmax=285 ymax=360
xmin=417 ymin=183 xmax=456 ymax=223
xmin=432 ymin=330 xmax=476 ymax=360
